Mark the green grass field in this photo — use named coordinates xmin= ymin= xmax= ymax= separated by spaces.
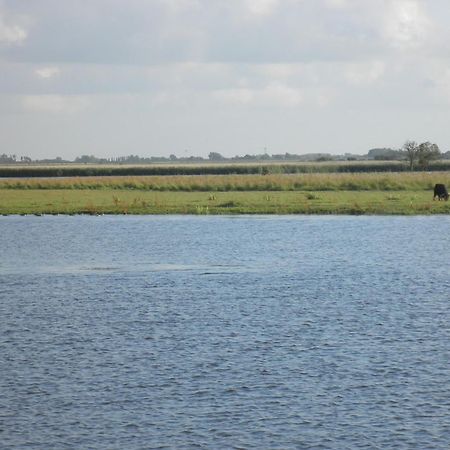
xmin=1 ymin=188 xmax=449 ymax=215
xmin=1 ymin=172 xmax=450 ymax=215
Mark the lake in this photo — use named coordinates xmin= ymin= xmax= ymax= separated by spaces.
xmin=1 ymin=215 xmax=450 ymax=449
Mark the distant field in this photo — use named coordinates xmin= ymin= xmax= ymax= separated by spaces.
xmin=2 ymin=160 xmax=450 ymax=177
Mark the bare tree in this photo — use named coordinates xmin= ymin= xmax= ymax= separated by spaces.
xmin=403 ymin=140 xmax=418 ymax=170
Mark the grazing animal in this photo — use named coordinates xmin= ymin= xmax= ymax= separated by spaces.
xmin=433 ymin=184 xmax=449 ymax=201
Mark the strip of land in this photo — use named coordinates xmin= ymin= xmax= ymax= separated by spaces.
xmin=1 ymin=188 xmax=449 ymax=216
xmin=2 ymin=172 xmax=450 ymax=215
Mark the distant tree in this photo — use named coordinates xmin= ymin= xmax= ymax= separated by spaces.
xmin=368 ymin=148 xmax=403 ymax=160
xmin=0 ymin=154 xmax=17 ymax=163
xmin=284 ymin=152 xmax=305 ymax=160
xmin=169 ymin=154 xmax=177 ymax=161
xmin=75 ymin=155 xmax=100 ymax=163
xmin=402 ymin=140 xmax=419 ymax=170
xmin=208 ymin=152 xmax=224 ymax=161
xmin=417 ymin=142 xmax=441 ymax=169
xmin=316 ymin=156 xmax=333 ymax=162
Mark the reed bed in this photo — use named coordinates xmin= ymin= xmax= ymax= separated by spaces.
xmin=2 ymin=160 xmax=450 ymax=178
xmin=2 ymin=172 xmax=450 ymax=192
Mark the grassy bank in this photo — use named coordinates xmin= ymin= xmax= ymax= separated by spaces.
xmin=1 ymin=189 xmax=449 ymax=215
xmin=2 ymin=172 xmax=449 ymax=215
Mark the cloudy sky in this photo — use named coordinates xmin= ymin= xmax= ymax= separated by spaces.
xmin=1 ymin=0 xmax=450 ymax=159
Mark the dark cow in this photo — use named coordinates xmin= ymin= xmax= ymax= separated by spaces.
xmin=433 ymin=184 xmax=449 ymax=201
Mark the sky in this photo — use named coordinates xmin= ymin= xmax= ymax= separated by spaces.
xmin=1 ymin=0 xmax=450 ymax=159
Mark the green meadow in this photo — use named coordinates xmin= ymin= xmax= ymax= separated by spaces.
xmin=1 ymin=171 xmax=450 ymax=215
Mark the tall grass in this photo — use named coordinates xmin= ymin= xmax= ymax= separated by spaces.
xmin=2 ymin=172 xmax=450 ymax=192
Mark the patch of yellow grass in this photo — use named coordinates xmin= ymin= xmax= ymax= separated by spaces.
xmin=2 ymin=172 xmax=450 ymax=192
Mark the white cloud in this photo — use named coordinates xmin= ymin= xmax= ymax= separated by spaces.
xmin=0 ymin=14 xmax=27 ymax=45
xmin=0 ymin=0 xmax=438 ymax=67
xmin=382 ymin=0 xmax=431 ymax=49
xmin=35 ymin=66 xmax=61 ymax=79
xmin=21 ymin=95 xmax=90 ymax=113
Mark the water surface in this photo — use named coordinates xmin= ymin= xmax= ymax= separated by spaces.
xmin=1 ymin=215 xmax=450 ymax=449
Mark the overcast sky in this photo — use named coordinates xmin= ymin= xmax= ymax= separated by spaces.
xmin=1 ymin=0 xmax=450 ymax=159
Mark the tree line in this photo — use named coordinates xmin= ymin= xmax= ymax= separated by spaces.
xmin=1 ymin=141 xmax=449 ymax=168
xmin=368 ymin=141 xmax=447 ymax=169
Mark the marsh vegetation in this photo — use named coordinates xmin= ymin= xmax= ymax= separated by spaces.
xmin=1 ymin=171 xmax=450 ymax=215
xmin=2 ymin=171 xmax=450 ymax=192
xmin=2 ymin=160 xmax=450 ymax=178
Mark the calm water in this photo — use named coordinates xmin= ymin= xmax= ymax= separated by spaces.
xmin=1 ymin=215 xmax=450 ymax=449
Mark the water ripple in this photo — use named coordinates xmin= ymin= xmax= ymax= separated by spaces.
xmin=1 ymin=216 xmax=450 ymax=449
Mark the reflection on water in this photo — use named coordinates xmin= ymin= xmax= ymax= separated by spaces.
xmin=1 ymin=215 xmax=450 ymax=449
